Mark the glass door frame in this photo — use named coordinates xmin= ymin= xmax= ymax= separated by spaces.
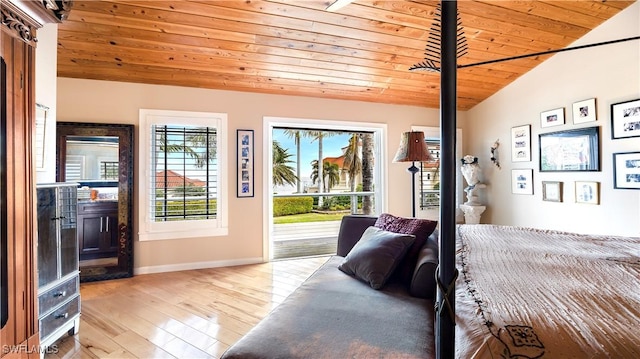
xmin=263 ymin=117 xmax=388 ymax=261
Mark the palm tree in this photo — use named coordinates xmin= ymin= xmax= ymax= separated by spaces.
xmin=303 ymin=130 xmax=336 ymax=206
xmin=272 ymin=141 xmax=298 ymax=187
xmin=283 ymin=129 xmax=302 ymax=193
xmin=343 ymin=133 xmax=362 ymax=213
xmin=156 ymin=125 xmax=216 ymax=168
xmin=311 ymin=160 xmax=340 ymax=192
xmin=361 ymin=133 xmax=374 ymax=214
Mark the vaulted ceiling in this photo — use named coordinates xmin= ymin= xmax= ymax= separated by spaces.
xmin=56 ymin=0 xmax=636 ymax=110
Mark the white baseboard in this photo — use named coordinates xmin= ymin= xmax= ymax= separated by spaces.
xmin=133 ymin=257 xmax=264 ymax=275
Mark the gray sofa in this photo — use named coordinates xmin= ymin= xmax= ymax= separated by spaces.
xmin=221 ymin=215 xmax=438 ymax=359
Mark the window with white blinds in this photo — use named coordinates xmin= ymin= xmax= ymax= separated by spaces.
xmin=151 ymin=125 xmax=218 ymax=221
xmin=65 ymin=155 xmax=85 ymax=181
xmin=100 ymin=161 xmax=119 ymax=181
xmin=420 ymin=141 xmax=440 ymax=209
xmin=411 ymin=125 xmax=463 ymax=222
xmin=138 ymin=109 xmax=228 ymax=241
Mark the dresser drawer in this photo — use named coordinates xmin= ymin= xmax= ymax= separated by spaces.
xmin=39 ymin=295 xmax=80 ymax=341
xmin=78 ymin=201 xmax=118 ymax=214
xmin=39 ymin=277 xmax=78 ymax=315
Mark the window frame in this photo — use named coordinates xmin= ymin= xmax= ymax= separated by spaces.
xmin=263 ymin=117 xmax=388 ymax=261
xmin=411 ymin=125 xmax=463 ymax=221
xmin=99 ymin=160 xmax=119 ymax=181
xmin=138 ymin=109 xmax=228 ymax=241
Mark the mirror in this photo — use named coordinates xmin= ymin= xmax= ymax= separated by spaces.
xmin=56 ymin=122 xmax=134 ymax=282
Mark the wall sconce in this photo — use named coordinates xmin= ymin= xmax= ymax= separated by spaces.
xmin=490 ymin=139 xmax=500 ymax=169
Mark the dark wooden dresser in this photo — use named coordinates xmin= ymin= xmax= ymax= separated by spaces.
xmin=77 ymin=201 xmax=119 ymax=261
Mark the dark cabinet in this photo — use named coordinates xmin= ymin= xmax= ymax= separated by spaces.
xmin=36 ymin=183 xmax=81 ymax=350
xmin=77 ymin=201 xmax=119 ymax=260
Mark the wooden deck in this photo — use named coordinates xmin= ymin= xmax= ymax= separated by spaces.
xmin=272 ymin=237 xmax=338 ymax=260
xmin=272 ymin=221 xmax=341 ymax=260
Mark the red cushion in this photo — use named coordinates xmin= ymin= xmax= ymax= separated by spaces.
xmin=374 ymin=213 xmax=438 ymax=286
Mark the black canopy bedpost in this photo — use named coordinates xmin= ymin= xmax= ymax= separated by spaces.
xmin=437 ymin=1 xmax=458 ymax=358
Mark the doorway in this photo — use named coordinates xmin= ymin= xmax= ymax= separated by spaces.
xmin=264 ymin=117 xmax=386 ymax=261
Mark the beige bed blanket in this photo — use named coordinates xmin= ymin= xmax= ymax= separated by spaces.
xmin=455 ymin=225 xmax=640 ymax=358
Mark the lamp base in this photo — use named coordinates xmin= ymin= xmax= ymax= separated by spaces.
xmin=408 ymin=162 xmax=419 ymax=217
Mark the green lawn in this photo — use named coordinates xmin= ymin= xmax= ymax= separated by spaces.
xmin=273 ymin=212 xmax=347 ymax=224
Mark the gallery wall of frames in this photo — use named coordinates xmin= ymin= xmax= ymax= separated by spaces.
xmin=510 ymin=97 xmax=640 ymax=204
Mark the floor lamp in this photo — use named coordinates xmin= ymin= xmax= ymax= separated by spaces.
xmin=393 ymin=131 xmax=432 ymax=218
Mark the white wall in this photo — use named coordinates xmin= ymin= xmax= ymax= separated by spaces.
xmin=35 ymin=23 xmax=58 ymax=183
xmin=56 ymin=79 xmax=451 ymax=272
xmin=465 ymin=2 xmax=640 ymax=236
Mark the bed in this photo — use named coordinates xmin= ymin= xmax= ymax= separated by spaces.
xmin=454 ymin=224 xmax=640 ymax=358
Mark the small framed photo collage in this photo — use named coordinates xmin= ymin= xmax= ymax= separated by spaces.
xmin=237 ymin=129 xmax=254 ymax=198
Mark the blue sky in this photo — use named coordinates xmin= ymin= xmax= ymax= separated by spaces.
xmin=272 ymin=129 xmax=351 ymax=179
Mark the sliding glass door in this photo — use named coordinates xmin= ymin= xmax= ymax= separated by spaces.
xmin=264 ymin=118 xmax=386 ymax=260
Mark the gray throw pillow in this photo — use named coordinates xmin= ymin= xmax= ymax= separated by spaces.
xmin=338 ymin=226 xmax=415 ymax=290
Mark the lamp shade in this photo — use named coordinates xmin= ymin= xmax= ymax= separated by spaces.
xmin=393 ymin=131 xmax=432 ymax=162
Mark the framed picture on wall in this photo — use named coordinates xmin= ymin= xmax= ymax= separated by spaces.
xmin=539 ymin=126 xmax=600 ymax=172
xmin=613 ymin=151 xmax=640 ymax=190
xmin=542 ymin=181 xmax=563 ymax=202
xmin=540 ymin=107 xmax=564 ymax=128
xmin=572 ymin=98 xmax=596 ymax=124
xmin=511 ymin=125 xmax=531 ymax=162
xmin=511 ymin=169 xmax=533 ymax=195
xmin=575 ymin=181 xmax=599 ymax=204
xmin=611 ymin=98 xmax=640 ymax=139
xmin=237 ymin=129 xmax=254 ymax=198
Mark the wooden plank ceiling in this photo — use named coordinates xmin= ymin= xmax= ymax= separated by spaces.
xmin=56 ymin=0 xmax=635 ymax=110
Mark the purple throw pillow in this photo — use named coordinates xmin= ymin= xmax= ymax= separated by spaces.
xmin=374 ymin=213 xmax=438 ymax=286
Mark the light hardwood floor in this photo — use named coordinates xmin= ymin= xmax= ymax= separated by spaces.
xmin=46 ymin=256 xmax=329 ymax=359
